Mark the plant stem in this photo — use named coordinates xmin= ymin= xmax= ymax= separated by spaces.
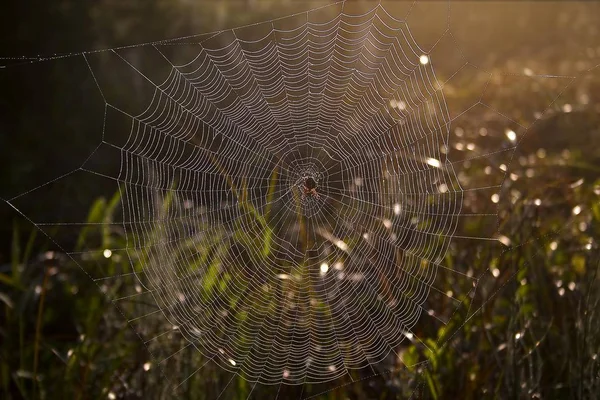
xmin=33 ymin=266 xmax=49 ymax=398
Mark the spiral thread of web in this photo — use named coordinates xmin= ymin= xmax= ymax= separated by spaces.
xmin=107 ymin=2 xmax=462 ymax=385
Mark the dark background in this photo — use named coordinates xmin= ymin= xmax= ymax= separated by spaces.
xmin=1 ymin=1 xmax=600 ymax=399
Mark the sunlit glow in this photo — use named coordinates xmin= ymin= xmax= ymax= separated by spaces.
xmin=572 ymin=205 xmax=582 ymax=215
xmin=491 ymin=194 xmax=500 ymax=203
xmin=393 ymin=203 xmax=402 ymax=215
xmin=537 ymin=148 xmax=547 ymax=159
xmin=277 ymin=273 xmax=291 ymax=280
xmin=534 ymin=198 xmax=541 ymax=206
xmin=229 ymin=359 xmax=236 ymax=366
xmin=143 ymin=362 xmax=151 ymax=371
xmin=563 ymin=104 xmax=572 ymax=113
xmin=492 ymin=268 xmax=500 ymax=278
xmin=419 ymin=54 xmax=429 ymax=65
xmin=103 ymin=249 xmax=112 ymax=258
xmin=383 ymin=219 xmax=392 ymax=229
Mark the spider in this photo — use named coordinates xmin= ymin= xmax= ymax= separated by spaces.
xmin=301 ymin=177 xmax=319 ymax=199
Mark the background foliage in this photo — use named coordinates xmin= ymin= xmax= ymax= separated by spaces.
xmin=1 ymin=1 xmax=599 ymax=399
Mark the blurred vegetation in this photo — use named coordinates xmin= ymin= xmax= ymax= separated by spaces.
xmin=1 ymin=1 xmax=600 ymax=399
xmin=2 ymin=130 xmax=599 ymax=399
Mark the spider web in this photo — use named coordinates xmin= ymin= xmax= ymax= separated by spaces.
xmin=2 ymin=0 xmax=579 ymax=397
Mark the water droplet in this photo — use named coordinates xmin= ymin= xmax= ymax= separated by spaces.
xmin=335 ymin=240 xmax=348 ymax=251
xmin=497 ymin=235 xmax=511 ymax=246
xmin=506 ymin=130 xmax=517 ymax=142
xmin=320 ymin=263 xmax=329 ymax=274
xmin=425 ymin=157 xmax=441 ymax=168
xmin=570 ymin=178 xmax=584 ymax=188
